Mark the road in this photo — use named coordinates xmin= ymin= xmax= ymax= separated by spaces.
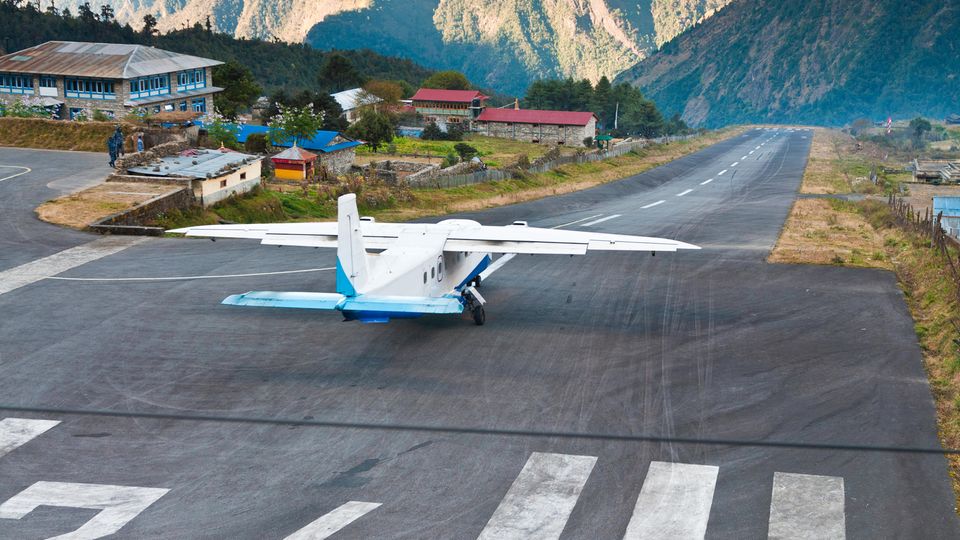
xmin=0 ymin=129 xmax=957 ymax=539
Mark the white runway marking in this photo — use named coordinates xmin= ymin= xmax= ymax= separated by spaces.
xmin=731 ymin=162 xmax=739 ymax=167
xmin=478 ymin=452 xmax=596 ymax=540
xmin=700 ymin=178 xmax=714 ymax=185
xmin=641 ymin=200 xmax=665 ymax=209
xmin=551 ymin=214 xmax=603 ymax=229
xmin=768 ymin=472 xmax=845 ymax=540
xmin=676 ymin=189 xmax=693 ymax=197
xmin=0 ymin=418 xmax=60 ymax=458
xmin=741 ymin=155 xmax=748 ymax=160
xmin=0 ymin=165 xmax=31 ymax=183
xmin=717 ymin=170 xmax=728 ymax=176
xmin=749 ymin=150 xmax=755 ymax=155
xmin=0 ymin=236 xmax=147 ymax=296
xmin=47 ymin=267 xmax=335 ymax=282
xmin=580 ymin=214 xmax=622 ymax=227
xmin=623 ymin=462 xmax=718 ymax=540
xmin=0 ymin=481 xmax=169 ymax=540
xmin=755 ymin=146 xmax=761 ymax=150
xmin=285 ymin=501 xmax=381 ymax=540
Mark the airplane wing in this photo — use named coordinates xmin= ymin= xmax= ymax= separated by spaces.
xmin=169 ymin=221 xmax=698 ymax=254
xmin=444 ymin=225 xmax=699 ymax=255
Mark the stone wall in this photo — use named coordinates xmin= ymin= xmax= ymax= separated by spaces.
xmin=115 ymin=139 xmax=191 ymax=171
xmin=404 ymin=160 xmax=482 ymax=185
xmin=319 ymin=148 xmax=356 ymax=175
xmin=475 ymin=118 xmax=595 ymax=147
xmin=91 ymin=187 xmax=195 ymax=234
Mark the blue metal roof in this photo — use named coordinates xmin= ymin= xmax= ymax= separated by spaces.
xmin=934 ymin=197 xmax=960 ymax=238
xmin=226 ymin=124 xmax=361 ymax=153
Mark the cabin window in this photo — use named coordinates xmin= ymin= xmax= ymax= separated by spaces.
xmin=423 ymin=272 xmax=427 ymax=284
xmin=431 ymin=267 xmax=435 ymax=279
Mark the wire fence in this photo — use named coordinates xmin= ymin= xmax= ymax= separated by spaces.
xmin=407 ymin=134 xmax=696 ymax=189
xmin=888 ymin=194 xmax=960 ymax=314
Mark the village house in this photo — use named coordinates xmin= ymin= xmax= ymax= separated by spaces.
xmin=126 ymin=148 xmax=262 ymax=207
xmin=0 ymin=41 xmax=223 ymax=120
xmin=410 ymin=88 xmax=487 ymax=131
xmin=331 ymin=88 xmax=382 ymax=124
xmin=474 ymin=107 xmax=598 ymax=147
xmin=233 ymin=125 xmax=362 ymax=175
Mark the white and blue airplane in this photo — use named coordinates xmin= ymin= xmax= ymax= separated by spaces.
xmin=170 ymin=194 xmax=699 ymax=324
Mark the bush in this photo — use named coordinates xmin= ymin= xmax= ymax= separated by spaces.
xmin=244 ymin=133 xmax=269 ymax=154
xmin=92 ymin=110 xmax=110 ymax=122
xmin=583 ymin=136 xmax=593 ymax=148
xmin=454 ymin=142 xmax=478 ymax=160
xmin=421 ymin=121 xmax=464 ymax=141
xmin=442 ymin=150 xmax=459 ymax=168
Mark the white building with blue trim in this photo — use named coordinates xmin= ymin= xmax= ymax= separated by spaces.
xmin=0 ymin=41 xmax=223 ymax=120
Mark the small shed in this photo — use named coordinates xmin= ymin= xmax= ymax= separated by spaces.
xmin=271 ymin=146 xmax=318 ymax=181
xmin=934 ymin=197 xmax=960 ymax=239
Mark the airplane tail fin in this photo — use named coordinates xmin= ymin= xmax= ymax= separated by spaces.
xmin=336 ymin=194 xmax=369 ymax=296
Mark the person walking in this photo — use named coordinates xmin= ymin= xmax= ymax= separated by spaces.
xmin=136 ymin=134 xmax=144 ymax=153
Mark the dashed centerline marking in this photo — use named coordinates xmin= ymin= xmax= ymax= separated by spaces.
xmin=676 ymin=189 xmax=693 ymax=197
xmin=741 ymin=155 xmax=748 ymax=160
xmin=580 ymin=214 xmax=621 ymax=227
xmin=700 ymin=178 xmax=714 ymax=185
xmin=551 ymin=214 xmax=603 ymax=229
xmin=641 ymin=200 xmax=665 ymax=209
xmin=731 ymin=162 xmax=739 ymax=167
xmin=749 ymin=150 xmax=755 ymax=155
xmin=717 ymin=170 xmax=728 ymax=176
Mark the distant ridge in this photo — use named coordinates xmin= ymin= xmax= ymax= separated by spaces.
xmin=617 ymin=0 xmax=960 ymax=127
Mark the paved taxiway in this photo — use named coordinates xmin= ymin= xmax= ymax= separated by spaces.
xmin=1 ymin=130 xmax=958 ymax=538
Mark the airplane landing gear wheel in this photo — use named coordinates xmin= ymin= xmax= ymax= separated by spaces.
xmin=472 ymin=305 xmax=486 ymax=326
xmin=473 ymin=276 xmax=482 ymax=288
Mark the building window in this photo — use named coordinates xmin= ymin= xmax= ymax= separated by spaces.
xmin=219 ymin=179 xmax=227 ymax=188
xmin=69 ymin=108 xmax=83 ymax=120
xmin=128 ymin=74 xmax=170 ymax=99
xmin=176 ymin=69 xmax=206 ymax=91
xmin=64 ymin=78 xmax=115 ymax=100
xmin=179 ymin=101 xmax=187 ymax=112
xmin=240 ymin=172 xmax=247 ymax=180
xmin=39 ymin=77 xmax=56 ymax=88
xmin=0 ymin=73 xmax=34 ymax=94
xmin=191 ymin=98 xmax=206 ymax=113
xmin=153 ymin=105 xmax=161 ymax=114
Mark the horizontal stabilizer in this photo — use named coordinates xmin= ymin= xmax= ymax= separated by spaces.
xmin=341 ymin=295 xmax=464 ymax=315
xmin=221 ymin=291 xmax=463 ymax=315
xmin=222 ymin=291 xmax=345 ymax=310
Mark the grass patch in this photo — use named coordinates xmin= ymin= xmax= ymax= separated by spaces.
xmin=0 ymin=117 xmax=140 ymax=152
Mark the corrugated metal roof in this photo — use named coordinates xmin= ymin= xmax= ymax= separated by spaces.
xmin=0 ymin=41 xmax=222 ymax=79
xmin=272 ymin=146 xmax=318 ymax=162
xmin=331 ymin=88 xmax=381 ymax=111
xmin=230 ymin=124 xmax=362 ymax=153
xmin=411 ymin=89 xmax=487 ymax=103
xmin=476 ymin=108 xmax=596 ymax=126
xmin=127 ymin=149 xmax=258 ymax=179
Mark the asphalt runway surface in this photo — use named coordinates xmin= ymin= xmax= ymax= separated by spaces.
xmin=1 ymin=129 xmax=958 ymax=539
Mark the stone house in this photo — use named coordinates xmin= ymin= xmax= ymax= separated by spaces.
xmin=410 ymin=88 xmax=487 ymax=131
xmin=331 ymin=88 xmax=382 ymax=124
xmin=474 ymin=108 xmax=598 ymax=147
xmin=0 ymin=41 xmax=222 ymax=120
xmin=126 ymin=148 xmax=262 ymax=207
xmin=233 ymin=125 xmax=361 ymax=175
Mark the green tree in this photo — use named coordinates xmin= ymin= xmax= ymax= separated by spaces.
xmin=910 ymin=117 xmax=932 ymax=143
xmin=268 ymin=103 xmax=323 ymax=146
xmin=141 ymin=14 xmax=158 ymax=36
xmin=346 ymin=110 xmax=395 ymax=152
xmin=454 ymin=143 xmax=478 ymax=160
xmin=318 ymin=53 xmax=363 ymax=92
xmin=204 ymin=111 xmax=239 ymax=148
xmin=212 ymin=60 xmax=262 ymax=120
xmin=422 ymin=70 xmax=470 ymax=90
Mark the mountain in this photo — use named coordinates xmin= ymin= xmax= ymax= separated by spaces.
xmin=47 ymin=0 xmax=730 ymax=94
xmin=617 ymin=0 xmax=960 ymax=127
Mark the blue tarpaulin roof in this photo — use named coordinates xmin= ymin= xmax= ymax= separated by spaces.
xmin=201 ymin=122 xmax=362 ymax=153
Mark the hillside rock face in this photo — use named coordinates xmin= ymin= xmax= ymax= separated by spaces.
xmin=618 ymin=0 xmax=960 ymax=127
xmin=52 ymin=0 xmax=728 ymax=94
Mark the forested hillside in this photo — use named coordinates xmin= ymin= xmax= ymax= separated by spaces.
xmin=0 ymin=2 xmax=434 ymax=94
xmin=618 ymin=0 xmax=960 ymax=127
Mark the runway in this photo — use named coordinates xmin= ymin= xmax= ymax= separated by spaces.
xmin=1 ymin=129 xmax=957 ymax=538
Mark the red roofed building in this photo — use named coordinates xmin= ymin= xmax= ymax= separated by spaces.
xmin=475 ymin=107 xmax=598 ymax=147
xmin=410 ymin=88 xmax=487 ymax=131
